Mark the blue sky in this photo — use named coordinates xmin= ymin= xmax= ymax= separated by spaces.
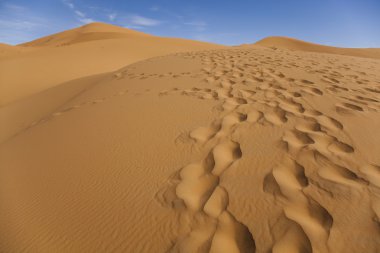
xmin=0 ymin=0 xmax=379 ymax=47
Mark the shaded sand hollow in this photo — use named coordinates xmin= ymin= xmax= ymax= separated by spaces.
xmin=1 ymin=23 xmax=380 ymax=253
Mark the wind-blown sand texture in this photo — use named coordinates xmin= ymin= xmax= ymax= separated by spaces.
xmin=1 ymin=24 xmax=380 ymax=253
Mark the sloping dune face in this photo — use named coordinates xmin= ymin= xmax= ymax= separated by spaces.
xmin=255 ymin=36 xmax=380 ymax=59
xmin=0 ymin=43 xmax=19 ymax=52
xmin=0 ymin=43 xmax=35 ymax=57
xmin=1 ymin=45 xmax=380 ymax=252
xmin=0 ymin=23 xmax=223 ymax=106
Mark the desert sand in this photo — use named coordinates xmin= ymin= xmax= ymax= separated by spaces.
xmin=1 ymin=23 xmax=380 ymax=253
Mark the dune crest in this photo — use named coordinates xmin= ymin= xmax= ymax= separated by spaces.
xmin=19 ymin=22 xmax=151 ymax=47
xmin=254 ymin=36 xmax=380 ymax=59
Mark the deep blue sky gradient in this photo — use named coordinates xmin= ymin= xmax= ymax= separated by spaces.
xmin=0 ymin=0 xmax=379 ymax=47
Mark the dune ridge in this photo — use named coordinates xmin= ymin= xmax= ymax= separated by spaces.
xmin=254 ymin=36 xmax=380 ymax=59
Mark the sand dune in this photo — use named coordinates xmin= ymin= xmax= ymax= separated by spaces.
xmin=0 ymin=43 xmax=35 ymax=57
xmin=0 ymin=23 xmax=223 ymax=106
xmin=0 ymin=43 xmax=17 ymax=52
xmin=19 ymin=22 xmax=151 ymax=47
xmin=1 ymin=25 xmax=380 ymax=253
xmin=255 ymin=36 xmax=380 ymax=59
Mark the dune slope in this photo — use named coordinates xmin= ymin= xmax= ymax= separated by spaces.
xmin=0 ymin=23 xmax=223 ymax=106
xmin=255 ymin=36 xmax=380 ymax=59
xmin=1 ymin=45 xmax=380 ymax=252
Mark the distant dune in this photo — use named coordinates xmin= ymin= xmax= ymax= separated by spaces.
xmin=0 ymin=43 xmax=34 ymax=57
xmin=255 ymin=36 xmax=380 ymax=59
xmin=0 ymin=43 xmax=14 ymax=49
xmin=0 ymin=22 xmax=223 ymax=106
xmin=19 ymin=22 xmax=151 ymax=47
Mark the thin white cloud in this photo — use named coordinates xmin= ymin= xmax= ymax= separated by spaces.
xmin=148 ymin=5 xmax=183 ymax=21
xmin=3 ymin=3 xmax=27 ymax=12
xmin=74 ymin=10 xmax=85 ymax=18
xmin=150 ymin=6 xmax=160 ymax=12
xmin=62 ymin=0 xmax=74 ymax=9
xmin=130 ymin=15 xmax=161 ymax=26
xmin=184 ymin=21 xmax=207 ymax=32
xmin=63 ymin=3 xmax=158 ymax=28
xmin=0 ymin=20 xmax=40 ymax=31
xmin=78 ymin=18 xmax=95 ymax=24
xmin=62 ymin=0 xmax=96 ymax=24
xmin=0 ymin=4 xmax=50 ymax=44
xmin=184 ymin=21 xmax=207 ymax=26
xmin=108 ymin=13 xmax=117 ymax=21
